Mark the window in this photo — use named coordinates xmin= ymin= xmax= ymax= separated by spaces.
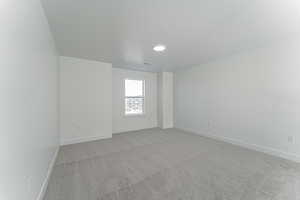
xmin=125 ymin=79 xmax=145 ymax=115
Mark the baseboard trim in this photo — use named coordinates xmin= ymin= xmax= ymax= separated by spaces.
xmin=36 ymin=147 xmax=59 ymax=200
xmin=112 ymin=126 xmax=159 ymax=135
xmin=176 ymin=127 xmax=300 ymax=163
xmin=61 ymin=135 xmax=112 ymax=146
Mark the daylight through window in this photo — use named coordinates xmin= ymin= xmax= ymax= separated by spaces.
xmin=125 ymin=79 xmax=145 ymax=115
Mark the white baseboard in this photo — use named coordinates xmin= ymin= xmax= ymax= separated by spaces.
xmin=61 ymin=135 xmax=112 ymax=146
xmin=36 ymin=147 xmax=59 ymax=200
xmin=112 ymin=126 xmax=159 ymax=134
xmin=176 ymin=127 xmax=300 ymax=163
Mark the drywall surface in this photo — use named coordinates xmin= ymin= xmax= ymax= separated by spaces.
xmin=0 ymin=0 xmax=59 ymax=199
xmin=174 ymin=39 xmax=300 ymax=162
xmin=60 ymin=57 xmax=112 ymax=145
xmin=158 ymin=72 xmax=174 ymax=129
xmin=112 ymin=68 xmax=158 ymax=133
xmin=158 ymin=73 xmax=163 ymax=128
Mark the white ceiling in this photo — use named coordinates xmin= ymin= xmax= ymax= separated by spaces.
xmin=41 ymin=0 xmax=300 ymax=72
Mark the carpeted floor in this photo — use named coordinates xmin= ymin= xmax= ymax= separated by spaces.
xmin=44 ymin=128 xmax=300 ymax=200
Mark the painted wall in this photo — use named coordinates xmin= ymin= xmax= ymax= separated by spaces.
xmin=158 ymin=73 xmax=163 ymax=128
xmin=175 ymin=39 xmax=300 ymax=162
xmin=112 ymin=68 xmax=158 ymax=133
xmin=0 ymin=0 xmax=59 ymax=199
xmin=158 ymin=72 xmax=174 ymax=129
xmin=59 ymin=57 xmax=112 ymax=145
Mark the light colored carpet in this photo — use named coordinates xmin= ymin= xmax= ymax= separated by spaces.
xmin=44 ymin=128 xmax=300 ymax=200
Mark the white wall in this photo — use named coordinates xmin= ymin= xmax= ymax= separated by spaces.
xmin=60 ymin=57 xmax=112 ymax=145
xmin=0 ymin=1 xmax=59 ymax=200
xmin=112 ymin=68 xmax=158 ymax=133
xmin=158 ymin=73 xmax=163 ymax=128
xmin=158 ymin=72 xmax=174 ymax=129
xmin=175 ymin=39 xmax=300 ymax=162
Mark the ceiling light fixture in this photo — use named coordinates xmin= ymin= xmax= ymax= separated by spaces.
xmin=153 ymin=45 xmax=166 ymax=52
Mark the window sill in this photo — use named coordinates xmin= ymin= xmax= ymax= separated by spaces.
xmin=124 ymin=113 xmax=145 ymax=117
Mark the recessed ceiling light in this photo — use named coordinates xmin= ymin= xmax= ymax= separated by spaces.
xmin=153 ymin=45 xmax=166 ymax=52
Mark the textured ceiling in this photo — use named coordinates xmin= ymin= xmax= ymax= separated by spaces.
xmin=41 ymin=0 xmax=300 ymax=72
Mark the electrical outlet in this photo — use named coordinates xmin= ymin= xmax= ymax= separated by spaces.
xmin=288 ymin=136 xmax=294 ymax=144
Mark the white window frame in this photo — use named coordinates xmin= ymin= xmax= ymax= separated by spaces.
xmin=124 ymin=79 xmax=145 ymax=116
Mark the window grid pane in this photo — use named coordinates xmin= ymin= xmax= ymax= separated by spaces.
xmin=125 ymin=79 xmax=145 ymax=115
xmin=125 ymin=97 xmax=144 ymax=115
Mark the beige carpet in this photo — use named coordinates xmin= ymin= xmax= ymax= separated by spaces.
xmin=44 ymin=128 xmax=300 ymax=200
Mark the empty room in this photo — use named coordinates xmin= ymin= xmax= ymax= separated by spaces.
xmin=2 ymin=0 xmax=300 ymax=200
